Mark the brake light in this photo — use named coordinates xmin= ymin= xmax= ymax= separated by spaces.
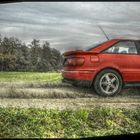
xmin=65 ymin=57 xmax=85 ymax=66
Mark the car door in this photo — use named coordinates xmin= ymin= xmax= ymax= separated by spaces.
xmin=134 ymin=40 xmax=140 ymax=81
xmin=102 ymin=40 xmax=140 ymax=82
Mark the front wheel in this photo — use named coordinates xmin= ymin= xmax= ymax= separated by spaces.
xmin=94 ymin=69 xmax=123 ymax=97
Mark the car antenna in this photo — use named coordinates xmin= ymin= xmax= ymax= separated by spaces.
xmin=97 ymin=25 xmax=109 ymax=40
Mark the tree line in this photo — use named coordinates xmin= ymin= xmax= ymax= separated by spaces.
xmin=0 ymin=35 xmax=64 ymax=72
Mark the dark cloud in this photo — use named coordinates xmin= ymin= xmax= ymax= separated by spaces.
xmin=0 ymin=2 xmax=140 ymax=52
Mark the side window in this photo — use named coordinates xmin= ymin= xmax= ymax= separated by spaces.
xmin=135 ymin=41 xmax=140 ymax=54
xmin=103 ymin=41 xmax=138 ymax=54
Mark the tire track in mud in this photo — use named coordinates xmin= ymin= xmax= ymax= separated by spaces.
xmin=0 ymin=82 xmax=140 ymax=109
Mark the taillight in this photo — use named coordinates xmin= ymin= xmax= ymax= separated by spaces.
xmin=76 ymin=58 xmax=85 ymax=65
xmin=65 ymin=57 xmax=85 ymax=66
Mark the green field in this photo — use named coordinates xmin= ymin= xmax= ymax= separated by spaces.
xmin=0 ymin=107 xmax=140 ymax=138
xmin=0 ymin=72 xmax=62 ymax=83
xmin=0 ymin=72 xmax=140 ymax=138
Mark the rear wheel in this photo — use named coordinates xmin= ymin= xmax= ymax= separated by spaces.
xmin=94 ymin=69 xmax=123 ymax=97
xmin=72 ymin=83 xmax=78 ymax=87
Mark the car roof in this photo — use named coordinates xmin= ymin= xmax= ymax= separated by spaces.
xmin=111 ymin=38 xmax=140 ymax=41
xmin=92 ymin=38 xmax=140 ymax=53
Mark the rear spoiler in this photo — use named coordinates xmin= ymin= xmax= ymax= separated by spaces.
xmin=63 ymin=50 xmax=99 ymax=56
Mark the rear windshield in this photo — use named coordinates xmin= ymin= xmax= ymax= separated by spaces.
xmin=86 ymin=41 xmax=106 ymax=51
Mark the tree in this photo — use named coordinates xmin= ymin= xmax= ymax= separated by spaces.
xmin=29 ymin=39 xmax=41 ymax=71
xmin=51 ymin=48 xmax=63 ymax=70
xmin=0 ymin=35 xmax=63 ymax=72
xmin=40 ymin=41 xmax=52 ymax=71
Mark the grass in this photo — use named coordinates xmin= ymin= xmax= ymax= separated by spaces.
xmin=0 ymin=107 xmax=140 ymax=138
xmin=0 ymin=72 xmax=140 ymax=99
xmin=0 ymin=72 xmax=93 ymax=99
xmin=0 ymin=72 xmax=140 ymax=138
xmin=0 ymin=72 xmax=62 ymax=83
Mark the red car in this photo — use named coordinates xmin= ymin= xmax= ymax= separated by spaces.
xmin=62 ymin=39 xmax=140 ymax=96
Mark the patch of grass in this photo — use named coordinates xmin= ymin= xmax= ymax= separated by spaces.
xmin=0 ymin=107 xmax=140 ymax=138
xmin=0 ymin=72 xmax=62 ymax=83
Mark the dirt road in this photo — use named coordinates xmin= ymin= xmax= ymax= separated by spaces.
xmin=0 ymin=82 xmax=140 ymax=109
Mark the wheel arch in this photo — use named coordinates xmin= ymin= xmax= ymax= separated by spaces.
xmin=91 ymin=67 xmax=124 ymax=87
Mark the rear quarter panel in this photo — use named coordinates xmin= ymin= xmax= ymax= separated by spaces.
xmin=98 ymin=53 xmax=140 ymax=82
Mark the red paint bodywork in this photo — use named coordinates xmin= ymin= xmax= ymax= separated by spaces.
xmin=62 ymin=39 xmax=140 ymax=84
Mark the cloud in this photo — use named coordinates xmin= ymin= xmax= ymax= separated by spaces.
xmin=0 ymin=2 xmax=140 ymax=52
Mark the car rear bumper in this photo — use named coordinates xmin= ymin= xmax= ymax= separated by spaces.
xmin=62 ymin=70 xmax=96 ymax=87
xmin=62 ymin=78 xmax=92 ymax=87
xmin=62 ymin=70 xmax=96 ymax=80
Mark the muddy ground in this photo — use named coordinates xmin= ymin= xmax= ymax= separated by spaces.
xmin=0 ymin=82 xmax=140 ymax=109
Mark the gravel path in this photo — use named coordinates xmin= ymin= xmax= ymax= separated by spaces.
xmin=0 ymin=98 xmax=140 ymax=109
xmin=0 ymin=97 xmax=140 ymax=110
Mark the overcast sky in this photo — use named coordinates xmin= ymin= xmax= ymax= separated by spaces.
xmin=0 ymin=2 xmax=140 ymax=52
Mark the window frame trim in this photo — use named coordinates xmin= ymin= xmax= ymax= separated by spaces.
xmin=135 ymin=41 xmax=140 ymax=54
xmin=101 ymin=40 xmax=140 ymax=55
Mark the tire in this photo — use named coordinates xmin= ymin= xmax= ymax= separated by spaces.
xmin=72 ymin=83 xmax=78 ymax=87
xmin=94 ymin=69 xmax=123 ymax=97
